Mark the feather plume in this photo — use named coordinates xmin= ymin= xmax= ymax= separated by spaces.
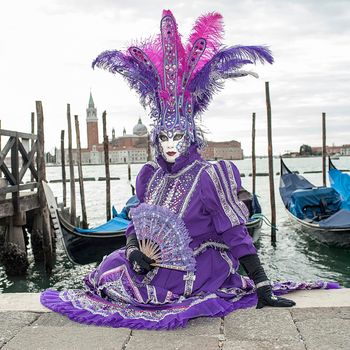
xmin=188 ymin=45 xmax=273 ymax=115
xmin=186 ymin=12 xmax=224 ymax=76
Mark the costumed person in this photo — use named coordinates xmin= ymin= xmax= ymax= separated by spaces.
xmin=41 ymin=10 xmax=339 ymax=330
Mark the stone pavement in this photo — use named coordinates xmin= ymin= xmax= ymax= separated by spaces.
xmin=1 ymin=289 xmax=350 ymax=349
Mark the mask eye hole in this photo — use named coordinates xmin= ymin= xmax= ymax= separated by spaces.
xmin=159 ymin=134 xmax=168 ymax=142
xmin=173 ymin=133 xmax=184 ymax=141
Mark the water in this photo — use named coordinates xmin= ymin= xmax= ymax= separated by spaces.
xmin=1 ymin=156 xmax=349 ymax=293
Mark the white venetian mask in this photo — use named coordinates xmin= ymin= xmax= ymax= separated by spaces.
xmin=158 ymin=130 xmax=189 ymax=163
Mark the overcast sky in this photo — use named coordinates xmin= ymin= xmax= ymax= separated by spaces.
xmin=1 ymin=0 xmax=349 ymax=155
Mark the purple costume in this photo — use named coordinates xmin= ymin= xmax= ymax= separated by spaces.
xmin=41 ymin=147 xmax=338 ymax=329
xmin=41 ymin=10 xmax=339 ymax=329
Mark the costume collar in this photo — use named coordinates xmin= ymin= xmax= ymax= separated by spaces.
xmin=156 ymin=144 xmax=201 ymax=174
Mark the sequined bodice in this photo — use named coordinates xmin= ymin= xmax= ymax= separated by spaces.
xmin=144 ymin=160 xmax=207 ymax=217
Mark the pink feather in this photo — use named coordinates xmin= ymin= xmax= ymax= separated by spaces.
xmin=186 ymin=12 xmax=224 ymax=76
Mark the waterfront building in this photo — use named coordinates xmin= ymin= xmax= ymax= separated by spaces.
xmin=201 ymin=140 xmax=244 ymax=160
xmin=56 ymin=93 xmax=150 ymax=165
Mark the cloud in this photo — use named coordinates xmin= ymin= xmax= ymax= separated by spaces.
xmin=0 ymin=0 xmax=349 ymax=155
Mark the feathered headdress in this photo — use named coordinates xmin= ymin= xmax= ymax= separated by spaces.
xmin=92 ymin=10 xmax=273 ymax=148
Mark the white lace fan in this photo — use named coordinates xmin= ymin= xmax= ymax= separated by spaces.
xmin=130 ymin=203 xmax=196 ymax=272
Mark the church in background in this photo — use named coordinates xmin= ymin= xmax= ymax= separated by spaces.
xmin=56 ymin=93 xmax=150 ymax=165
xmin=55 ymin=93 xmax=244 ymax=165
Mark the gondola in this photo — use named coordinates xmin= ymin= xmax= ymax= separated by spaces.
xmin=43 ymin=182 xmax=263 ymax=265
xmin=279 ymin=158 xmax=350 ymax=247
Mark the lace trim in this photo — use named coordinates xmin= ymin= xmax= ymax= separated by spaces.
xmin=220 ymin=251 xmax=235 ymax=275
xmin=183 ymin=272 xmax=196 ymax=297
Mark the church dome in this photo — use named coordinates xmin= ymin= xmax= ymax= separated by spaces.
xmin=133 ymin=118 xmax=148 ymax=136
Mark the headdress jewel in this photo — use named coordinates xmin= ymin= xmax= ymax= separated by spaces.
xmin=92 ymin=10 xmax=273 ymax=148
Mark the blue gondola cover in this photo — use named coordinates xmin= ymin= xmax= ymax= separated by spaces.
xmin=329 ymin=169 xmax=350 ymax=210
xmin=289 ymin=187 xmax=341 ymax=220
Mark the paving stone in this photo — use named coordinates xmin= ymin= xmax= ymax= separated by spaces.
xmin=2 ymin=326 xmax=131 ymax=350
xmin=126 ymin=333 xmax=219 ymax=350
xmin=0 ymin=312 xmax=39 ymax=348
xmin=295 ymin=317 xmax=350 ymax=350
xmin=33 ymin=312 xmax=85 ymax=327
xmin=291 ymin=307 xmax=350 ymax=322
xmin=132 ymin=316 xmax=222 ymax=338
xmin=223 ymin=339 xmax=305 ymax=350
xmin=224 ymin=308 xmax=299 ymax=342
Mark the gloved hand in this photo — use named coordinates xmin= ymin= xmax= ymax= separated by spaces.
xmin=256 ymin=284 xmax=296 ymax=309
xmin=128 ymin=248 xmax=155 ymax=275
xmin=125 ymin=233 xmax=155 ymax=275
xmin=239 ymin=254 xmax=296 ymax=309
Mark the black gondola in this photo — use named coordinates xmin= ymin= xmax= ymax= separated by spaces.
xmin=43 ymin=182 xmax=263 ymax=265
xmin=279 ymin=158 xmax=350 ymax=247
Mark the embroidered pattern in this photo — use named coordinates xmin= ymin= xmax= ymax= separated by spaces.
xmin=144 ymin=160 xmax=207 ymax=217
xmin=223 ymin=160 xmax=250 ymax=220
xmin=215 ymin=162 xmax=247 ymax=223
xmin=220 ymin=251 xmax=236 ymax=275
xmin=205 ymin=166 xmax=240 ymax=226
xmin=193 ymin=241 xmax=230 ymax=257
xmin=183 ymin=272 xmax=196 ymax=297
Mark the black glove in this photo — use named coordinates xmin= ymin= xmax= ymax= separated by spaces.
xmin=256 ymin=284 xmax=296 ymax=309
xmin=128 ymin=249 xmax=155 ymax=275
xmin=125 ymin=233 xmax=154 ymax=275
xmin=239 ymin=254 xmax=296 ymax=309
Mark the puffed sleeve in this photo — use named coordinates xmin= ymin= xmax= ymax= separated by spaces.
xmin=200 ymin=160 xmax=256 ymax=258
xmin=125 ymin=161 xmax=158 ymax=237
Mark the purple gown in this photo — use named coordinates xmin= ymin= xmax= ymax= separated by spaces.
xmin=41 ymin=145 xmax=339 ymax=329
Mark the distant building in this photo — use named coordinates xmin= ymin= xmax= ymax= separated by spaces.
xmin=201 ymin=140 xmax=244 ymax=160
xmin=311 ymin=146 xmax=342 ymax=156
xmin=56 ymin=93 xmax=150 ymax=165
xmin=341 ymin=144 xmax=350 ymax=156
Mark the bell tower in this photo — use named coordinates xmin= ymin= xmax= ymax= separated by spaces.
xmin=86 ymin=92 xmax=99 ymax=150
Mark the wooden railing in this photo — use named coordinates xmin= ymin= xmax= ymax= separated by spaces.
xmin=0 ymin=129 xmax=39 ymax=211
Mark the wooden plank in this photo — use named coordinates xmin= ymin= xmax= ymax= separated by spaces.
xmin=74 ymin=115 xmax=88 ymax=228
xmin=0 ymin=193 xmax=39 ymax=219
xmin=0 ymin=129 xmax=37 ymax=140
xmin=18 ymin=140 xmax=38 ymax=182
xmin=60 ymin=130 xmax=67 ymax=207
xmin=0 ymin=182 xmax=37 ymax=195
xmin=11 ymin=135 xmax=20 ymax=213
xmin=0 ymin=137 xmax=16 ymax=168
xmin=251 ymin=112 xmax=256 ymax=195
xmin=36 ymin=100 xmax=53 ymax=273
xmin=265 ymin=82 xmax=277 ymax=244
xmin=322 ymin=112 xmax=327 ymax=187
xmin=0 ymin=163 xmax=16 ymax=185
xmin=67 ymin=104 xmax=76 ymax=224
xmin=103 ymin=111 xmax=111 ymax=221
xmin=31 ymin=112 xmax=35 ymax=186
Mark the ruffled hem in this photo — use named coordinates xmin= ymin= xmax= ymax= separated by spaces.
xmin=40 ymin=280 xmax=340 ymax=330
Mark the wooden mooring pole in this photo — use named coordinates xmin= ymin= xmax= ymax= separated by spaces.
xmin=74 ymin=115 xmax=88 ymax=228
xmin=30 ymin=113 xmax=34 ymax=186
xmin=265 ymin=82 xmax=277 ymax=244
xmin=252 ymin=112 xmax=256 ymax=195
xmin=67 ymin=104 xmax=76 ymax=224
xmin=60 ymin=130 xmax=67 ymax=207
xmin=36 ymin=101 xmax=54 ymax=273
xmin=322 ymin=112 xmax=327 ymax=187
xmin=102 ymin=111 xmax=111 ymax=221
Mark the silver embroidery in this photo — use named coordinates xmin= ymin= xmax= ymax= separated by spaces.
xmin=183 ymin=272 xmax=196 ymax=296
xmin=223 ymin=160 xmax=250 ymax=220
xmin=220 ymin=251 xmax=235 ymax=275
xmin=205 ymin=166 xmax=240 ymax=226
xmin=193 ymin=241 xmax=230 ymax=257
xmin=216 ymin=162 xmax=247 ymax=223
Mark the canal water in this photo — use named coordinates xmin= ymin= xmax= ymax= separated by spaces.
xmin=1 ymin=156 xmax=349 ymax=292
